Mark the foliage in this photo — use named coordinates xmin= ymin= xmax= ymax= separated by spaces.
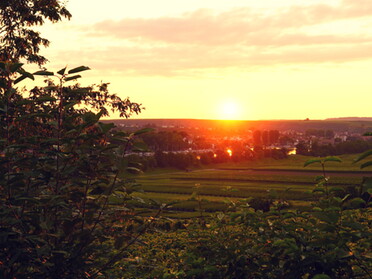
xmin=304 ymin=156 xmax=342 ymax=199
xmin=0 ymin=62 xmax=153 ymax=278
xmin=354 ymin=149 xmax=372 ymax=170
xmin=112 ymin=156 xmax=371 ymax=279
xmin=117 ymin=202 xmax=371 ymax=278
xmin=140 ymin=130 xmax=190 ymax=152
xmin=0 ymin=0 xmax=71 ymax=64
xmin=353 ymin=144 xmax=372 ymax=205
xmin=154 ymin=151 xmax=198 ymax=170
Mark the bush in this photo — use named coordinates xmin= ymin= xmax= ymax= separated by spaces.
xmin=0 ymin=63 xmax=153 ymax=278
xmin=119 ymin=203 xmax=371 ymax=279
xmin=115 ymin=159 xmax=372 ymax=279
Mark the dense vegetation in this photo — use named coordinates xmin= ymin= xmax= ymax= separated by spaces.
xmin=0 ymin=61 xmax=154 ymax=277
xmin=297 ymin=139 xmax=372 ymax=157
xmin=1 ymin=1 xmax=371 ymax=278
xmin=118 ymin=157 xmax=372 ymax=279
xmin=0 ymin=2 xmax=151 ymax=277
xmin=119 ymin=200 xmax=371 ymax=279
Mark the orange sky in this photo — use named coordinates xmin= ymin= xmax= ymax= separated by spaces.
xmin=30 ymin=0 xmax=372 ymax=120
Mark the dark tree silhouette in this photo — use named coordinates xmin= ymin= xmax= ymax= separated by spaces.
xmin=0 ymin=0 xmax=71 ymax=64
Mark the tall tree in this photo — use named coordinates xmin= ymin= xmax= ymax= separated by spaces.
xmin=0 ymin=64 xmax=145 ymax=278
xmin=253 ymin=130 xmax=262 ymax=146
xmin=269 ymin=130 xmax=280 ymax=144
xmin=262 ymin=130 xmax=269 ymax=146
xmin=0 ymin=0 xmax=71 ymax=64
xmin=0 ymin=2 xmax=150 ymax=277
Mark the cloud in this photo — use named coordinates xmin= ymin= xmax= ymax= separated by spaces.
xmin=53 ymin=42 xmax=372 ymax=77
xmin=87 ymin=1 xmax=372 ymax=45
xmin=72 ymin=0 xmax=372 ymax=75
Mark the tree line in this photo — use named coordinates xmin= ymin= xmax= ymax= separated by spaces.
xmin=297 ymin=139 xmax=372 ymax=157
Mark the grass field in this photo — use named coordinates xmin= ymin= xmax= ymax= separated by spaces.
xmin=206 ymin=154 xmax=369 ymax=171
xmin=128 ymin=154 xmax=371 ymax=216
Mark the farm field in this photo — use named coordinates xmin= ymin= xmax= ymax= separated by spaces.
xmin=206 ymin=154 xmax=370 ymax=171
xmin=131 ymin=154 xmax=371 ymax=215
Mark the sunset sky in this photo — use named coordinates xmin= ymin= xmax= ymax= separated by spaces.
xmin=34 ymin=0 xmax=372 ymax=120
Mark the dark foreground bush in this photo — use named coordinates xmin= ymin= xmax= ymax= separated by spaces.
xmin=116 ymin=198 xmax=371 ymax=279
xmin=0 ymin=63 xmax=151 ymax=278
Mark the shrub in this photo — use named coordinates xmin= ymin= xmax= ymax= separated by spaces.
xmin=0 ymin=63 xmax=154 ymax=278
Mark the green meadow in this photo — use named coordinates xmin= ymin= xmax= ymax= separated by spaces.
xmin=131 ymin=154 xmax=370 ymax=215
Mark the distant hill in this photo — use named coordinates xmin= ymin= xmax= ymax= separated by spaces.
xmin=326 ymin=117 xmax=372 ymax=121
xmin=104 ymin=118 xmax=372 ymax=134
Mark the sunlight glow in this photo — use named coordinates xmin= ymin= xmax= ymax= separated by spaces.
xmin=220 ymin=101 xmax=241 ymax=120
xmin=227 ymin=149 xmax=232 ymax=157
xmin=287 ymin=148 xmax=297 ymax=155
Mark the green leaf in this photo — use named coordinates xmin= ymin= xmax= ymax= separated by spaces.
xmin=343 ymin=221 xmax=364 ymax=231
xmin=37 ymin=96 xmax=57 ymax=102
xmin=129 ymin=162 xmax=143 ymax=169
xmin=324 ymin=156 xmax=342 ymax=163
xmin=57 ymin=67 xmax=67 ymax=75
xmin=362 ymin=177 xmax=372 ymax=190
xmin=68 ymin=66 xmax=90 ymax=74
xmin=114 ymin=236 xmax=129 ymax=249
xmin=14 ymin=72 xmax=34 ymax=84
xmin=329 ymin=187 xmax=344 ymax=193
xmin=348 ymin=198 xmax=366 ymax=208
xmin=360 ymin=161 xmax=372 ymax=169
xmin=132 ymin=142 xmax=148 ymax=152
xmin=133 ymin=128 xmax=154 ymax=136
xmin=363 ymin=132 xmax=372 ymax=136
xmin=0 ymin=78 xmax=6 ymax=88
xmin=312 ymin=274 xmax=331 ymax=279
xmin=341 ymin=194 xmax=350 ymax=202
xmin=98 ymin=122 xmax=115 ymax=133
xmin=90 ymin=186 xmax=105 ymax=195
xmin=313 ymin=211 xmax=340 ymax=224
xmin=52 ymin=250 xmax=69 ymax=255
xmin=312 ymin=187 xmax=325 ymax=193
xmin=314 ymin=175 xmax=325 ymax=183
xmin=111 ymin=137 xmax=130 ymax=144
xmin=304 ymin=159 xmax=321 ymax=167
xmin=81 ymin=111 xmax=100 ymax=124
xmin=10 ymin=63 xmax=24 ymax=73
xmin=64 ymin=75 xmax=81 ymax=81
xmin=13 ymin=75 xmax=27 ymax=84
xmin=33 ymin=70 xmax=54 ymax=76
xmin=354 ymin=149 xmax=372 ymax=163
xmin=126 ymin=167 xmax=142 ymax=174
xmin=64 ymin=101 xmax=77 ymax=109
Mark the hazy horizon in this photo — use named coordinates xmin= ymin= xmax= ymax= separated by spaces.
xmin=104 ymin=116 xmax=372 ymax=123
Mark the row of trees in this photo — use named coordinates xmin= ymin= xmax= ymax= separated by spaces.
xmin=252 ymin=130 xmax=280 ymax=146
xmin=127 ymin=147 xmax=288 ymax=172
xmin=297 ymin=139 xmax=372 ymax=157
xmin=138 ymin=129 xmax=285 ymax=152
xmin=140 ymin=130 xmax=190 ymax=151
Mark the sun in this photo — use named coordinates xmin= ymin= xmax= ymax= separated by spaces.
xmin=220 ymin=101 xmax=240 ymax=120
